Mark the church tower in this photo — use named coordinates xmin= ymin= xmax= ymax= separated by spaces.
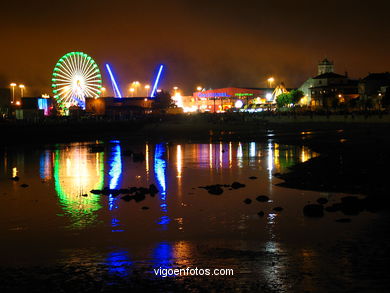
xmin=318 ymin=58 xmax=334 ymax=75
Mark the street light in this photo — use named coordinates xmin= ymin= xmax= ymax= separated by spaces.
xmin=196 ymin=86 xmax=202 ymax=91
xmin=10 ymin=83 xmax=16 ymax=102
xmin=129 ymin=87 xmax=135 ymax=97
xmin=145 ymin=84 xmax=150 ymax=97
xmin=101 ymin=87 xmax=106 ymax=97
xmin=132 ymin=81 xmax=140 ymax=96
xmin=19 ymin=84 xmax=25 ymax=98
xmin=267 ymin=77 xmax=274 ymax=88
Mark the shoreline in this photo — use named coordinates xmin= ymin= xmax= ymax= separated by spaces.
xmin=1 ymin=114 xmax=390 ymax=146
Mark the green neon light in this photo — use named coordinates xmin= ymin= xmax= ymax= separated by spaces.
xmin=235 ymin=93 xmax=254 ymax=97
xmin=53 ymin=148 xmax=104 ymax=229
xmin=52 ymin=51 xmax=102 ymax=113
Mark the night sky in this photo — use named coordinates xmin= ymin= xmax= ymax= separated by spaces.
xmin=1 ymin=0 xmax=389 ymax=96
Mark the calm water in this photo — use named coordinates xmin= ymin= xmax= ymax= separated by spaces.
xmin=0 ymin=140 xmax=382 ymax=290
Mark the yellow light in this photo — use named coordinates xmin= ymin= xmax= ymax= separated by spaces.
xmin=19 ymin=84 xmax=25 ymax=89
xmin=173 ymin=86 xmax=178 ymax=90
xmin=196 ymin=86 xmax=202 ymax=91
xmin=16 ymin=101 xmax=21 ymax=106
xmin=101 ymin=87 xmax=106 ymax=92
xmin=267 ymin=77 xmax=274 ymax=83
xmin=130 ymin=88 xmax=135 ymax=92
xmin=145 ymin=85 xmax=150 ymax=89
xmin=144 ymin=98 xmax=147 ymax=101
xmin=10 ymin=83 xmax=16 ymax=87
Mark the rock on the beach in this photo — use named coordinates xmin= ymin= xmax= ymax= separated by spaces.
xmin=243 ymin=198 xmax=252 ymax=204
xmin=249 ymin=176 xmax=257 ymax=180
xmin=257 ymin=211 xmax=265 ymax=217
xmin=141 ymin=206 xmax=150 ymax=210
xmin=199 ymin=185 xmax=224 ymax=195
xmin=273 ymin=207 xmax=283 ymax=212
xmin=231 ymin=182 xmax=246 ymax=189
xmin=20 ymin=184 xmax=29 ymax=188
xmin=90 ymin=189 xmax=102 ymax=195
xmin=325 ymin=203 xmax=342 ymax=212
xmin=256 ymin=195 xmax=270 ymax=202
xmin=303 ymin=204 xmax=324 ymax=217
xmin=81 ymin=194 xmax=88 ymax=197
xmin=149 ymin=184 xmax=159 ymax=195
xmin=121 ymin=195 xmax=133 ymax=202
xmin=317 ymin=197 xmax=329 ymax=205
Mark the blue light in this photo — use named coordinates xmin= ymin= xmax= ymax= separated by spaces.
xmin=38 ymin=98 xmax=49 ymax=115
xmin=106 ymin=250 xmax=132 ymax=277
xmin=151 ymin=65 xmax=164 ymax=98
xmin=39 ymin=150 xmax=51 ymax=180
xmin=105 ymin=64 xmax=123 ymax=98
xmin=108 ymin=143 xmax=122 ymax=211
xmin=154 ymin=144 xmax=170 ymax=228
xmin=198 ymin=92 xmax=230 ymax=98
xmin=153 ymin=241 xmax=173 ymax=269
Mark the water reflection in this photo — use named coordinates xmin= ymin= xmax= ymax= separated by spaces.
xmin=1 ymin=141 xmax=323 ymax=283
xmin=108 ymin=142 xmax=122 ymax=211
xmin=53 ymin=145 xmax=104 ymax=229
xmin=106 ymin=249 xmax=132 ymax=278
xmin=154 ymin=144 xmax=171 ymax=229
xmin=108 ymin=141 xmax=123 ymax=232
xmin=153 ymin=241 xmax=173 ymax=269
xmin=39 ymin=150 xmax=52 ymax=180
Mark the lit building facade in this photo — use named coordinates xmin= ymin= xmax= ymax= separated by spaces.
xmin=192 ymin=87 xmax=274 ymax=112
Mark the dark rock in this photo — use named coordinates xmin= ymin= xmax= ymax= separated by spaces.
xmin=81 ymin=194 xmax=88 ymax=197
xmin=257 ymin=211 xmax=265 ymax=217
xmin=129 ymin=187 xmax=138 ymax=194
xmin=317 ymin=197 xmax=329 ymax=205
xmin=119 ymin=188 xmax=130 ymax=194
xmin=149 ymin=184 xmax=159 ymax=195
xmin=133 ymin=193 xmax=146 ymax=202
xmin=243 ymin=198 xmax=252 ymax=204
xmin=199 ymin=184 xmax=224 ymax=195
xmin=303 ymin=204 xmax=324 ymax=217
xmin=273 ymin=207 xmax=283 ymax=212
xmin=121 ymin=195 xmax=133 ymax=202
xmin=249 ymin=176 xmax=257 ymax=180
xmin=141 ymin=206 xmax=150 ymax=210
xmin=11 ymin=176 xmax=19 ymax=181
xmin=90 ymin=189 xmax=102 ymax=195
xmin=231 ymin=182 xmax=246 ymax=189
xmin=256 ymin=195 xmax=270 ymax=202
xmin=208 ymin=186 xmax=224 ymax=195
xmin=20 ymin=184 xmax=29 ymax=188
xmin=138 ymin=187 xmax=150 ymax=195
xmin=335 ymin=218 xmax=351 ymax=223
xmin=325 ymin=203 xmax=342 ymax=212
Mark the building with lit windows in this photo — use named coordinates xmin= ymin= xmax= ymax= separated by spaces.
xmin=299 ymin=58 xmax=358 ymax=107
xmin=192 ymin=87 xmax=275 ymax=112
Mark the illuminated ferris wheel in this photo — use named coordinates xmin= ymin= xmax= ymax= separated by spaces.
xmin=52 ymin=52 xmax=102 ymax=112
